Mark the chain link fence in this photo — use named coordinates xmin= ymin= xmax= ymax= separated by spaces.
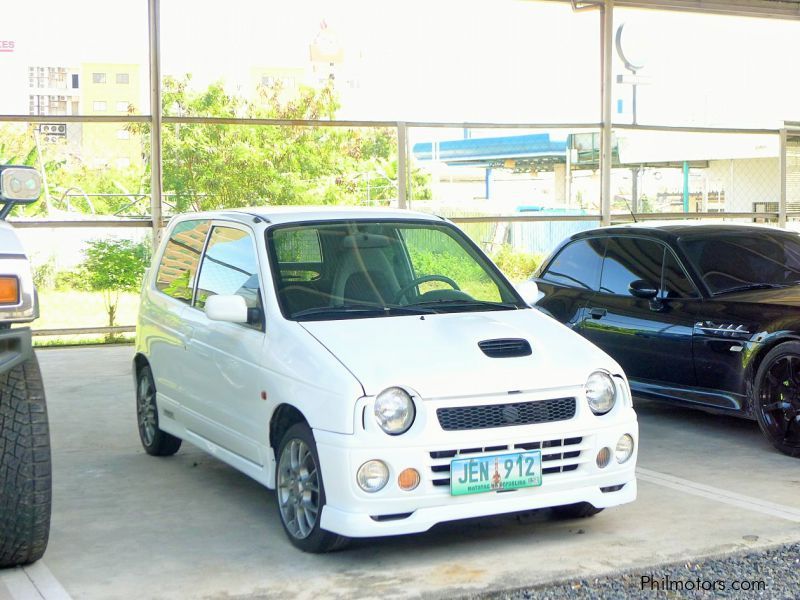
xmin=3 ymin=118 xmax=800 ymax=341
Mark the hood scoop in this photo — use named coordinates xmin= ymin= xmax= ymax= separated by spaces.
xmin=478 ymin=338 xmax=532 ymax=358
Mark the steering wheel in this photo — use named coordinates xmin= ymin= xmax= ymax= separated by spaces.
xmin=393 ymin=275 xmax=460 ymax=303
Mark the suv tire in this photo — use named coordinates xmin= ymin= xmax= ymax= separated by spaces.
xmin=0 ymin=355 xmax=51 ymax=567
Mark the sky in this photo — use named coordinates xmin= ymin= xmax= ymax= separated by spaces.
xmin=1 ymin=0 xmax=799 ymax=128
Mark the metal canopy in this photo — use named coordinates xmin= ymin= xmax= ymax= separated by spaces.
xmin=565 ymin=0 xmax=800 ymax=19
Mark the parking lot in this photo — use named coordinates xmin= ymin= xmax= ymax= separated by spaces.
xmin=2 ymin=345 xmax=800 ymax=600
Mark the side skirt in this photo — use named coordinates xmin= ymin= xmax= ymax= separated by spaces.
xmin=156 ymin=401 xmax=275 ymax=489
xmin=630 ymin=379 xmax=751 ymax=417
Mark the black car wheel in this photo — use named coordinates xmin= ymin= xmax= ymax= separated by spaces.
xmin=754 ymin=342 xmax=800 ymax=458
xmin=0 ymin=355 xmax=51 ymax=567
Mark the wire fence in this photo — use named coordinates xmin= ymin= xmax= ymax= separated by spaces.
xmin=2 ymin=118 xmax=800 ymax=339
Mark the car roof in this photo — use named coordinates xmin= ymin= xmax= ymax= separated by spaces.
xmin=169 ymin=206 xmax=446 ymax=226
xmin=568 ymin=222 xmax=797 ymax=243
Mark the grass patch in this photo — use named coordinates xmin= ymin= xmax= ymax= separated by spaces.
xmin=30 ymin=290 xmax=139 ymax=347
xmin=34 ymin=290 xmax=139 ymax=330
xmin=34 ymin=333 xmax=136 ymax=348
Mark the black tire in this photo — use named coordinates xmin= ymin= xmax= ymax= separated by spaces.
xmin=136 ymin=365 xmax=181 ymax=457
xmin=275 ymin=423 xmax=349 ymax=553
xmin=0 ymin=355 xmax=51 ymax=567
xmin=552 ymin=502 xmax=604 ymax=519
xmin=753 ymin=342 xmax=800 ymax=458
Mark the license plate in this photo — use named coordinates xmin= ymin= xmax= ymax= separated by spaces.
xmin=450 ymin=450 xmax=542 ymax=496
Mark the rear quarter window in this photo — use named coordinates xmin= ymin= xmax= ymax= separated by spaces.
xmin=155 ymin=219 xmax=209 ymax=302
xmin=540 ymin=238 xmax=604 ymax=291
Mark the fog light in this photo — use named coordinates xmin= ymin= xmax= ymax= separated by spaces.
xmin=616 ymin=434 xmax=635 ymax=463
xmin=596 ymin=447 xmax=611 ymax=468
xmin=398 ymin=468 xmax=420 ymax=491
xmin=357 ymin=460 xmax=389 ymax=493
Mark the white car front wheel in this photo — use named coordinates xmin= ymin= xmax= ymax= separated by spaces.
xmin=276 ymin=423 xmax=348 ymax=553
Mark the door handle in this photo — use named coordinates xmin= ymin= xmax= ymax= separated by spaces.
xmin=589 ymin=307 xmax=607 ymax=319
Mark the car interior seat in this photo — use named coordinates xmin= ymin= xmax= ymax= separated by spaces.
xmin=330 ymin=233 xmax=401 ymax=306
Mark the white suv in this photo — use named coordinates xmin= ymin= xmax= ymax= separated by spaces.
xmin=134 ymin=207 xmax=638 ymax=552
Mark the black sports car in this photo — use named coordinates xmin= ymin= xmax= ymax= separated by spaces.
xmin=532 ymin=223 xmax=800 ymax=457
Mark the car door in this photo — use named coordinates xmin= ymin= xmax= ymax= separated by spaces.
xmin=582 ymin=236 xmax=699 ymax=387
xmin=680 ymin=235 xmax=773 ymax=408
xmin=534 ymin=237 xmax=605 ymax=329
xmin=180 ymin=222 xmax=268 ymax=465
xmin=145 ymin=218 xmax=210 ymax=412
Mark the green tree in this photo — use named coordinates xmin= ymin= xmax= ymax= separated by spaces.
xmin=129 ymin=76 xmax=430 ymax=210
xmin=80 ymin=239 xmax=150 ymax=338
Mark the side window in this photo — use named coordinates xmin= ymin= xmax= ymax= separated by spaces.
xmin=155 ymin=219 xmax=210 ymax=303
xmin=541 ymin=239 xmax=604 ymax=291
xmin=663 ymin=250 xmax=698 ymax=299
xmin=196 ymin=226 xmax=264 ymax=330
xmin=600 ymin=237 xmax=663 ymax=296
xmin=273 ymin=228 xmax=323 ymax=282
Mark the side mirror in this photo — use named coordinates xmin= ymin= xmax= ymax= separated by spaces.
xmin=0 ymin=166 xmax=42 ymax=219
xmin=516 ymin=280 xmax=542 ymax=307
xmin=206 ymin=294 xmax=248 ymax=323
xmin=0 ymin=166 xmax=42 ymax=202
xmin=629 ymin=279 xmax=658 ymax=299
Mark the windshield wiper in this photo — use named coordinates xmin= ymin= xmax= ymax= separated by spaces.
xmin=715 ymin=283 xmax=789 ymax=295
xmin=412 ymin=299 xmax=519 ymax=312
xmin=291 ymin=304 xmax=435 ymax=320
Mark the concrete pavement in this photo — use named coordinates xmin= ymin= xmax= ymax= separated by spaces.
xmin=2 ymin=346 xmax=799 ymax=599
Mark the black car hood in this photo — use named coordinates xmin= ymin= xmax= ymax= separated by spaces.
xmin=718 ymin=286 xmax=800 ymax=307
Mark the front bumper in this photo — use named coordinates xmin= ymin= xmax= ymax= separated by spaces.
xmin=0 ymin=326 xmax=33 ymax=374
xmin=315 ymin=417 xmax=638 ymax=538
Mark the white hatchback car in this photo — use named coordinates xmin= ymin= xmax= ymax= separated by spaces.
xmin=134 ymin=207 xmax=638 ymax=552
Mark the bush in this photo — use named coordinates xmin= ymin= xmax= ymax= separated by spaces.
xmin=54 ymin=270 xmax=90 ymax=292
xmin=491 ymin=245 xmax=544 ymax=283
xmin=31 ymin=257 xmax=56 ymax=290
xmin=79 ymin=238 xmax=150 ymax=336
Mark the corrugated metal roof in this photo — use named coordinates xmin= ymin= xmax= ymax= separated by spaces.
xmin=413 ymin=134 xmax=567 ymax=166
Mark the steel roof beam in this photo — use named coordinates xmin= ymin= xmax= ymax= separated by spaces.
xmin=556 ymin=0 xmax=800 ymax=19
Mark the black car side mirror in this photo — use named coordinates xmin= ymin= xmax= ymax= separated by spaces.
xmin=629 ymin=279 xmax=658 ymax=299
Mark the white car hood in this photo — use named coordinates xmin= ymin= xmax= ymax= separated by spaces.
xmin=300 ymin=308 xmax=619 ymax=398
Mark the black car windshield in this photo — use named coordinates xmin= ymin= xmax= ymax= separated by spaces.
xmin=266 ymin=220 xmax=524 ymax=321
xmin=680 ymin=231 xmax=800 ymax=295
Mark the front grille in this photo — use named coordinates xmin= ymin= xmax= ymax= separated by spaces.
xmin=478 ymin=338 xmax=532 ymax=358
xmin=428 ymin=436 xmax=584 ymax=488
xmin=437 ymin=397 xmax=576 ymax=431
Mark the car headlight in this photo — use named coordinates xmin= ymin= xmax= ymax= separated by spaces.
xmin=374 ymin=387 xmax=416 ymax=435
xmin=585 ymin=371 xmax=616 ymax=415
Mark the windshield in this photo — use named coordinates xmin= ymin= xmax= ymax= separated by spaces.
xmin=680 ymin=231 xmax=800 ymax=295
xmin=266 ymin=220 xmax=523 ymax=320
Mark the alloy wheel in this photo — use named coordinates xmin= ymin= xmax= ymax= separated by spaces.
xmin=277 ymin=438 xmax=321 ymax=540
xmin=759 ymin=354 xmax=800 ymax=450
xmin=137 ymin=375 xmax=157 ymax=447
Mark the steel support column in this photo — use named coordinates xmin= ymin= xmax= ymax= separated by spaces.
xmin=600 ymin=0 xmax=614 ymax=226
xmin=397 ymin=122 xmax=408 ymax=209
xmin=780 ymin=128 xmax=787 ymax=227
xmin=148 ymin=0 xmax=163 ymax=247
